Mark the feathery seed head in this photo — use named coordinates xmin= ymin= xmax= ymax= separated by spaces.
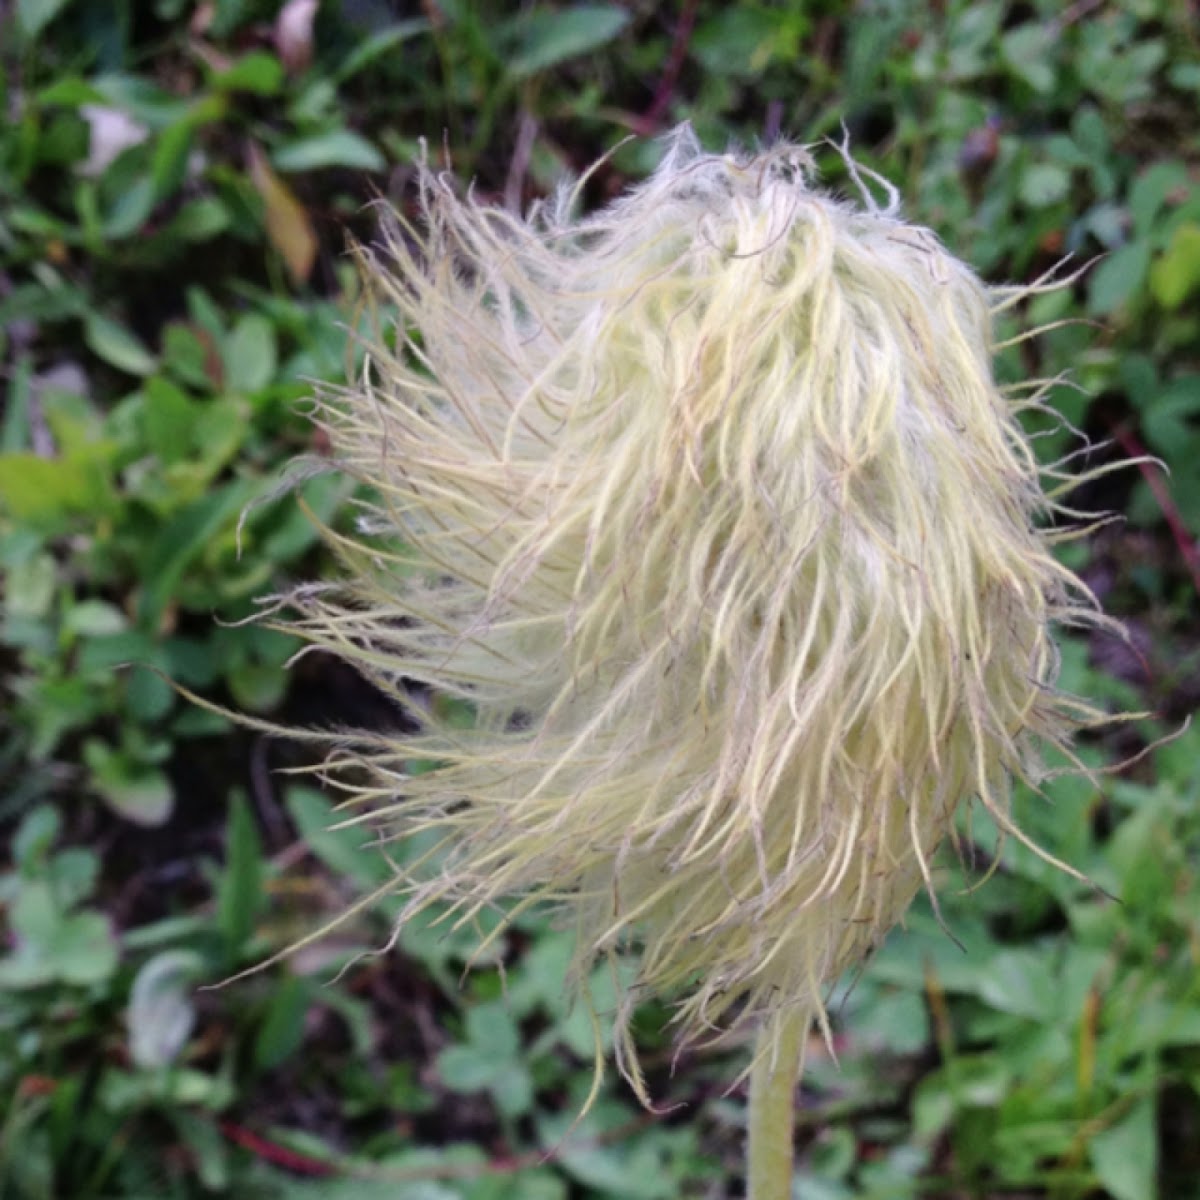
xmin=284 ymin=127 xmax=1110 ymax=1091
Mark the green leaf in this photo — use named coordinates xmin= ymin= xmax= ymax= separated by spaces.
xmin=1088 ymin=241 xmax=1151 ymax=315
xmin=437 ymin=1044 xmax=501 ymax=1093
xmin=192 ymin=396 xmax=249 ymax=475
xmin=507 ymin=5 xmax=630 ymax=78
xmin=226 ymin=662 xmax=287 ymax=712
xmin=84 ymin=312 xmax=158 ymax=376
xmin=285 ymin=786 xmax=394 ymax=893
xmin=168 ymin=196 xmax=231 ymax=243
xmin=5 ymin=552 xmax=56 ymax=618
xmin=170 ymin=1111 xmax=230 ymax=1191
xmin=273 ymin=130 xmax=386 ymax=173
xmin=1149 ymin=223 xmax=1200 ymax=309
xmin=1002 ymin=24 xmax=1055 ymax=93
xmin=216 ymin=794 xmax=263 ymax=958
xmin=102 ymin=175 xmax=155 ymax=239
xmin=1089 ymin=1098 xmax=1157 ymax=1200
xmin=38 ymin=75 xmax=105 ymax=107
xmin=1129 ymin=161 xmax=1189 ymax=238
xmin=163 ymin=321 xmax=218 ymax=390
xmin=335 ymin=20 xmax=430 ymax=81
xmin=1141 ymin=375 xmax=1200 ymax=456
xmin=143 ymin=376 xmax=197 ymax=464
xmin=13 ymin=805 xmax=61 ymax=866
xmin=0 ymin=452 xmax=110 ymax=525
xmin=151 ymin=120 xmax=195 ymax=201
xmin=52 ymin=911 xmax=120 ymax=985
xmin=100 ymin=1065 xmax=234 ymax=1112
xmin=127 ymin=950 xmax=204 ymax=1068
xmin=16 ymin=0 xmax=72 ymax=38
xmin=10 ymin=879 xmax=59 ymax=944
xmin=254 ymin=974 xmax=310 ymax=1070
xmin=136 ymin=478 xmax=256 ymax=627
xmin=1019 ymin=162 xmax=1070 ymax=209
xmin=223 ymin=313 xmax=278 ymax=393
xmin=49 ymin=848 xmax=100 ymax=908
xmin=85 ymin=740 xmax=174 ymax=826
xmin=124 ymin=662 xmax=176 ymax=722
xmin=692 ymin=7 xmax=799 ymax=76
xmin=64 ymin=599 xmax=127 ymax=637
xmin=212 ymin=51 xmax=285 ymax=95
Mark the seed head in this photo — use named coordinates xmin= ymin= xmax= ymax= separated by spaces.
xmin=279 ymin=128 xmax=1114 ymax=1095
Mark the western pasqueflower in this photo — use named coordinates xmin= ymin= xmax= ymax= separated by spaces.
xmin=272 ymin=127 xmax=1117 ymax=1190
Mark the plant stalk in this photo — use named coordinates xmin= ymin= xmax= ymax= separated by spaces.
xmin=747 ymin=1011 xmax=805 ymax=1200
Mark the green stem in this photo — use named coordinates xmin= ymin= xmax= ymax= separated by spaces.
xmin=747 ymin=1011 xmax=805 ymax=1200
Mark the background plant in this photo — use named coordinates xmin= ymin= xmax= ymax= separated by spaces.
xmin=0 ymin=1 xmax=1197 ymax=1197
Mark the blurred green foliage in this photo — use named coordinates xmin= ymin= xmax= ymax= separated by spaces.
xmin=1 ymin=0 xmax=1198 ymax=1197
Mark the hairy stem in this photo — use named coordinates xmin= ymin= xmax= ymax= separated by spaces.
xmin=747 ymin=1011 xmax=805 ymax=1200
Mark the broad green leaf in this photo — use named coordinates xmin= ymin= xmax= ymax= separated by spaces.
xmin=16 ymin=0 xmax=72 ymax=38
xmin=466 ymin=1000 xmax=520 ymax=1057
xmin=143 ymin=375 xmax=197 ymax=464
xmin=212 ymin=51 xmax=285 ymax=95
xmin=285 ymin=786 xmax=394 ymax=893
xmin=85 ymin=739 xmax=174 ymax=826
xmin=5 ymin=553 xmax=56 ymax=618
xmin=38 ymin=75 xmax=105 ymax=106
xmin=437 ymin=1044 xmax=502 ymax=1093
xmin=13 ymin=806 xmax=61 ymax=866
xmin=50 ymin=911 xmax=118 ymax=984
xmin=124 ymin=662 xmax=175 ymax=722
xmin=507 ymin=5 xmax=630 ymax=78
xmin=1019 ymin=162 xmax=1070 ymax=209
xmin=9 ymin=879 xmax=59 ymax=947
xmin=692 ymin=6 xmax=799 ymax=76
xmin=100 ymin=168 xmax=156 ymax=237
xmin=1089 ymin=1097 xmax=1157 ymax=1200
xmin=64 ymin=599 xmax=127 ymax=637
xmin=273 ymin=130 xmax=385 ymax=173
xmin=48 ymin=848 xmax=99 ymax=909
xmin=1149 ymin=222 xmax=1200 ymax=309
xmin=1088 ymin=240 xmax=1150 ymax=315
xmin=1142 ymin=375 xmax=1200 ymax=455
xmin=1129 ymin=161 xmax=1190 ymax=238
xmin=90 ymin=73 xmax=190 ymax=127
xmin=100 ymin=1065 xmax=234 ymax=1112
xmin=226 ymin=662 xmax=287 ymax=712
xmin=168 ymin=196 xmax=231 ymax=243
xmin=163 ymin=321 xmax=219 ymax=390
xmin=223 ymin=312 xmax=277 ymax=393
xmin=135 ymin=478 xmax=256 ymax=627
xmin=3 ymin=878 xmax=117 ymax=988
xmin=1170 ymin=62 xmax=1200 ymax=91
xmin=0 ymin=452 xmax=110 ymax=525
xmin=1002 ymin=24 xmax=1055 ymax=93
xmin=170 ymin=1111 xmax=230 ymax=1191
xmin=84 ymin=312 xmax=157 ymax=376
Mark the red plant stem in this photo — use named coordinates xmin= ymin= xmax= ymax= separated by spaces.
xmin=1109 ymin=422 xmax=1200 ymax=597
xmin=215 ymin=1111 xmax=661 ymax=1184
xmin=218 ymin=1121 xmax=337 ymax=1176
xmin=637 ymin=0 xmax=699 ymax=134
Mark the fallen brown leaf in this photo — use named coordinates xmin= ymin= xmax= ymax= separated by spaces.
xmin=247 ymin=140 xmax=318 ymax=286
